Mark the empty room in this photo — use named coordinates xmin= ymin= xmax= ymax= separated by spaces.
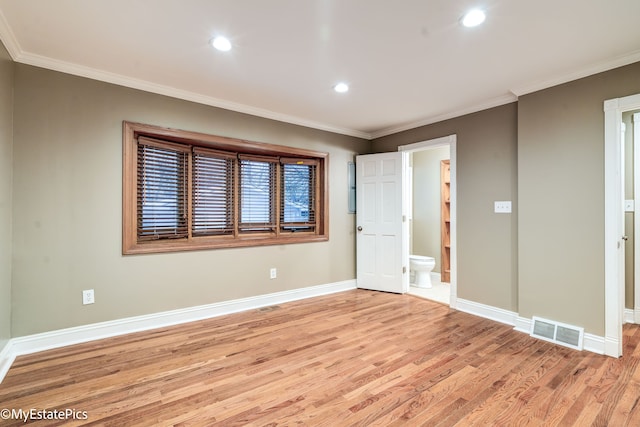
xmin=2 ymin=1 xmax=640 ymax=425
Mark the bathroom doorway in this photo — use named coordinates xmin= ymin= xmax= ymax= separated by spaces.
xmin=604 ymin=93 xmax=640 ymax=357
xmin=623 ymin=109 xmax=640 ymax=323
xmin=399 ymin=135 xmax=457 ymax=307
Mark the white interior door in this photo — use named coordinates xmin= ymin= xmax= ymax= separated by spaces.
xmin=356 ymin=152 xmax=407 ymax=293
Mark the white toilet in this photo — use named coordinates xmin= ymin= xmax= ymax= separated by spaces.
xmin=409 ymin=255 xmax=436 ymax=288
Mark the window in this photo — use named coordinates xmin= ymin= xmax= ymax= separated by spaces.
xmin=137 ymin=138 xmax=189 ymax=241
xmin=239 ymin=157 xmax=276 ymax=232
xmin=280 ymin=159 xmax=317 ymax=231
xmin=192 ymin=147 xmax=235 ymax=236
xmin=123 ymin=121 xmax=328 ymax=254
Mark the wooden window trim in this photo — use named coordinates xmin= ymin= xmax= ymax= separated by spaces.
xmin=123 ymin=121 xmax=329 ymax=255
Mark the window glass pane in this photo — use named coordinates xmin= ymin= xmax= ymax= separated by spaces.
xmin=239 ymin=159 xmax=276 ymax=231
xmin=193 ymin=153 xmax=234 ymax=235
xmin=137 ymin=143 xmax=188 ymax=240
xmin=282 ymin=163 xmax=316 ymax=230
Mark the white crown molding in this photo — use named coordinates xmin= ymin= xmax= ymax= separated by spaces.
xmin=0 ymin=8 xmax=20 ymax=60
xmin=14 ymin=51 xmax=373 ymax=140
xmin=369 ymin=93 xmax=518 ymax=140
xmin=1 ymin=10 xmax=639 ymax=142
xmin=511 ymin=49 xmax=640 ymax=97
xmin=0 ymin=9 xmax=370 ymax=139
xmin=0 ymin=280 xmax=356 ymax=384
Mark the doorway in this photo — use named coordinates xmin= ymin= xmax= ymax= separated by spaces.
xmin=623 ymin=110 xmax=640 ymax=324
xmin=399 ymin=135 xmax=457 ymax=308
xmin=604 ymin=93 xmax=640 ymax=358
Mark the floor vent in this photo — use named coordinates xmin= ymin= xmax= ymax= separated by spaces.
xmin=530 ymin=316 xmax=584 ymax=350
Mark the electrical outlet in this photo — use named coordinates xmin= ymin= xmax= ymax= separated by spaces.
xmin=82 ymin=289 xmax=95 ymax=305
xmin=270 ymin=268 xmax=277 ymax=279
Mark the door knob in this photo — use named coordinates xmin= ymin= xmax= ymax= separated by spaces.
xmin=357 ymin=226 xmax=363 ymax=231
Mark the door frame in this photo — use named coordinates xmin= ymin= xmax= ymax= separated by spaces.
xmin=604 ymin=93 xmax=640 ymax=357
xmin=398 ymin=134 xmax=457 ymax=308
xmin=634 ymin=112 xmax=640 ymax=323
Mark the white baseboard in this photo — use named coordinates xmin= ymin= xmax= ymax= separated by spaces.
xmin=514 ymin=316 xmax=532 ymax=334
xmin=0 ymin=283 xmax=615 ymax=384
xmin=0 ymin=339 xmax=13 ymax=384
xmin=516 ymin=315 xmax=606 ymax=354
xmin=624 ymin=308 xmax=640 ymax=324
xmin=456 ymin=298 xmax=519 ymax=326
xmin=458 ymin=300 xmax=607 ymax=355
xmin=583 ymin=333 xmax=606 ymax=355
xmin=0 ymin=280 xmax=356 ymax=384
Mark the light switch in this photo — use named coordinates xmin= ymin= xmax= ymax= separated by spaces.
xmin=494 ymin=201 xmax=512 ymax=213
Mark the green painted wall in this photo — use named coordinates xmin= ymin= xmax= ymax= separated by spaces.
xmin=518 ymin=62 xmax=640 ymax=335
xmin=11 ymin=64 xmax=368 ymax=336
xmin=373 ymin=103 xmax=519 ymax=312
xmin=0 ymin=41 xmax=13 ymax=346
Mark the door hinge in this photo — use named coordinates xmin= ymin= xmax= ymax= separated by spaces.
xmin=403 ymin=266 xmax=407 ymax=274
xmin=402 ymin=215 xmax=406 ymax=222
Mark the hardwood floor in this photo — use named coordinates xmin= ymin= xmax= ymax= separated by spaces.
xmin=1 ymin=289 xmax=640 ymax=426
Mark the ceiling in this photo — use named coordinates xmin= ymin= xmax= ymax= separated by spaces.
xmin=0 ymin=0 xmax=639 ymax=140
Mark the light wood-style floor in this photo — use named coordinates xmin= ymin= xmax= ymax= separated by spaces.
xmin=1 ymin=290 xmax=640 ymax=426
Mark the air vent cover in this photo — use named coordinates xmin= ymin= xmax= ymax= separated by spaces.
xmin=531 ymin=316 xmax=584 ymax=350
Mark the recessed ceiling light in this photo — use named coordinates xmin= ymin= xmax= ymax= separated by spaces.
xmin=462 ymin=9 xmax=486 ymax=27
xmin=211 ymin=36 xmax=232 ymax=52
xmin=334 ymin=82 xmax=349 ymax=93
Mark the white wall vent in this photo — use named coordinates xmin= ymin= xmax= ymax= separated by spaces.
xmin=530 ymin=316 xmax=584 ymax=350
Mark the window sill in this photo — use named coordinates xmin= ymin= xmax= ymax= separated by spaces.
xmin=123 ymin=234 xmax=329 ymax=255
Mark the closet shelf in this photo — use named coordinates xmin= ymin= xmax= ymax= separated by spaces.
xmin=441 ymin=160 xmax=451 ymax=283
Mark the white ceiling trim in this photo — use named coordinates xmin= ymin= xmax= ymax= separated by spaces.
xmin=0 ymin=8 xmax=20 ymax=59
xmin=510 ymin=49 xmax=640 ymax=97
xmin=13 ymin=42 xmax=637 ymax=142
xmin=0 ymin=6 xmax=639 ymax=142
xmin=369 ymin=93 xmax=518 ymax=140
xmin=16 ymin=51 xmax=374 ymax=140
xmin=378 ymin=48 xmax=640 ymax=140
xmin=0 ymin=11 xmax=372 ymax=140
